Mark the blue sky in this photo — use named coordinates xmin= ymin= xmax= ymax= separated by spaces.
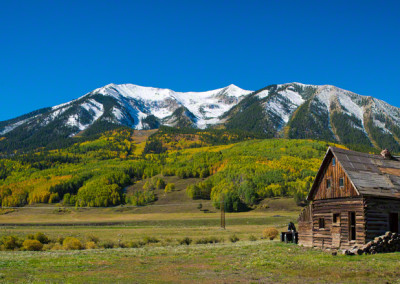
xmin=1 ymin=0 xmax=399 ymax=121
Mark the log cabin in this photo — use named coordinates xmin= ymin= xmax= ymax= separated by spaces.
xmin=298 ymin=147 xmax=400 ymax=250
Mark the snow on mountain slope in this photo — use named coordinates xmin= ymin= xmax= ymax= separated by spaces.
xmin=315 ymin=85 xmax=363 ymax=120
xmin=371 ymin=98 xmax=400 ymax=124
xmin=313 ymin=85 xmax=366 ymax=132
xmin=92 ymin=83 xmax=252 ymax=129
xmin=263 ymin=84 xmax=307 ymax=125
xmin=0 ymin=117 xmax=32 ymax=135
xmin=65 ymin=99 xmax=104 ymax=131
xmin=0 ymin=83 xmax=252 ymax=138
xmin=2 ymin=81 xmax=400 ymax=152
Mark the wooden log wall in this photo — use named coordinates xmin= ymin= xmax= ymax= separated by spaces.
xmin=314 ymin=154 xmax=358 ymax=200
xmin=298 ymin=205 xmax=313 ymax=247
xmin=298 ymin=204 xmax=313 ymax=247
xmin=312 ymin=197 xmax=365 ymax=249
xmin=298 ymin=221 xmax=313 ymax=247
xmin=364 ymin=197 xmax=400 ymax=241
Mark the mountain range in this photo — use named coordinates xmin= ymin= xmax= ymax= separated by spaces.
xmin=1 ymin=82 xmax=400 ymax=152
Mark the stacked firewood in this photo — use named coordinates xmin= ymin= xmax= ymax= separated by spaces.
xmin=344 ymin=232 xmax=400 ymax=255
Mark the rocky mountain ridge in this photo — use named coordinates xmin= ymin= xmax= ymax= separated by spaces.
xmin=1 ymin=82 xmax=400 ymax=152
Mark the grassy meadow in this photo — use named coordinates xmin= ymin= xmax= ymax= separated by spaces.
xmin=0 ymin=201 xmax=400 ymax=283
xmin=1 ymin=242 xmax=399 ymax=283
xmin=1 ymin=226 xmax=400 ymax=283
xmin=0 ymin=197 xmax=299 ymax=243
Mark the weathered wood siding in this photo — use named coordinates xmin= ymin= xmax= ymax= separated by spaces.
xmin=365 ymin=197 xmax=400 ymax=241
xmin=298 ymin=222 xmax=313 ymax=247
xmin=311 ymin=198 xmax=365 ymax=249
xmin=314 ymin=154 xmax=359 ymax=200
xmin=298 ymin=205 xmax=313 ymax=247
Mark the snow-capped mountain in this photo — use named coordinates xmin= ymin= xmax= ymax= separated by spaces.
xmin=0 ymin=83 xmax=252 ymax=136
xmin=223 ymin=83 xmax=400 ymax=151
xmin=89 ymin=83 xmax=252 ymax=129
xmin=1 ymin=82 xmax=400 ymax=152
xmin=0 ymin=83 xmax=252 ymax=151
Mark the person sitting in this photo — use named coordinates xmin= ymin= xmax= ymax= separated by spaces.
xmin=288 ymin=222 xmax=296 ymax=232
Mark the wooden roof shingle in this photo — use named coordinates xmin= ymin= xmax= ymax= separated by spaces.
xmin=307 ymin=147 xmax=400 ymax=200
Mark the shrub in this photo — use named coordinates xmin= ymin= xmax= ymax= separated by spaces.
xmin=85 ymin=241 xmax=96 ymax=249
xmin=161 ymin=238 xmax=173 ymax=246
xmin=143 ymin=236 xmax=160 ymax=244
xmin=100 ymin=240 xmax=115 ymax=249
xmin=127 ymin=241 xmax=145 ymax=248
xmin=164 ymin=183 xmax=175 ymax=193
xmin=63 ymin=237 xmax=83 ymax=250
xmin=117 ymin=241 xmax=128 ymax=248
xmin=22 ymin=240 xmax=43 ymax=251
xmin=0 ymin=235 xmax=22 ymax=250
xmin=195 ymin=236 xmax=223 ymax=244
xmin=86 ymin=234 xmax=99 ymax=244
xmin=229 ymin=234 xmax=239 ymax=243
xmin=50 ymin=243 xmax=64 ymax=251
xmin=34 ymin=232 xmax=50 ymax=244
xmin=56 ymin=236 xmax=65 ymax=244
xmin=248 ymin=235 xmax=257 ymax=241
xmin=262 ymin=227 xmax=279 ymax=240
xmin=179 ymin=237 xmax=192 ymax=245
xmin=42 ymin=243 xmax=54 ymax=251
xmin=26 ymin=234 xmax=35 ymax=240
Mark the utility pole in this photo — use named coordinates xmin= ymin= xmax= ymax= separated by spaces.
xmin=220 ymin=197 xmax=225 ymax=229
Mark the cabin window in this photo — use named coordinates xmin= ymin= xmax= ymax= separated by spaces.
xmin=333 ymin=213 xmax=340 ymax=224
xmin=339 ymin=177 xmax=344 ymax=187
xmin=389 ymin=213 xmax=399 ymax=233
xmin=349 ymin=212 xmax=356 ymax=241
xmin=326 ymin=178 xmax=331 ymax=189
xmin=332 ymin=158 xmax=336 ymax=166
xmin=319 ymin=218 xmax=325 ymax=229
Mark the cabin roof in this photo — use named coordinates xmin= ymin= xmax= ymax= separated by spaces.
xmin=307 ymin=147 xmax=400 ymax=200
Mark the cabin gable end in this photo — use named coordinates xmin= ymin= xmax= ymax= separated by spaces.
xmin=308 ymin=149 xmax=359 ymax=201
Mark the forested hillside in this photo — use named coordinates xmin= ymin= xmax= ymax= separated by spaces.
xmin=0 ymin=127 xmax=345 ymax=211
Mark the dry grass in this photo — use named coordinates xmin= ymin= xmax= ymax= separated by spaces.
xmin=0 ymin=208 xmax=297 ymax=245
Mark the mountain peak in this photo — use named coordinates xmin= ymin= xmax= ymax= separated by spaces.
xmin=1 ymin=82 xmax=400 ymax=153
xmin=225 ymin=84 xmax=239 ymax=89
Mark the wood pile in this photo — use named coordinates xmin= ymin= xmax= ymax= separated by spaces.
xmin=343 ymin=231 xmax=400 ymax=255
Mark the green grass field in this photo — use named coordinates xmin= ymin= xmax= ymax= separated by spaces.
xmin=0 ymin=200 xmax=400 ymax=283
xmin=1 ymin=241 xmax=400 ymax=283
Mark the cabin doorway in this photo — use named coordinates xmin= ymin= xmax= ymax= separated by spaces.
xmin=349 ymin=212 xmax=356 ymax=241
xmin=331 ymin=213 xmax=341 ymax=248
xmin=389 ymin=213 xmax=399 ymax=233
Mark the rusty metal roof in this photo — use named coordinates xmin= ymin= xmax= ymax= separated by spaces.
xmin=307 ymin=147 xmax=400 ymax=200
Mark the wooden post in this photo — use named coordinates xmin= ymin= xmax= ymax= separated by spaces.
xmin=220 ymin=197 xmax=225 ymax=229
